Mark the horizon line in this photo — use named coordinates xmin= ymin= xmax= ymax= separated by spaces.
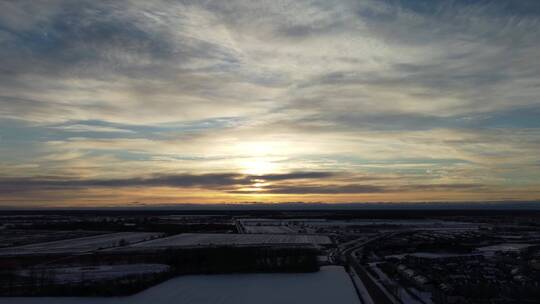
xmin=1 ymin=200 xmax=540 ymax=211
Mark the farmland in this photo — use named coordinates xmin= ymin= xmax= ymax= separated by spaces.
xmin=16 ymin=264 xmax=170 ymax=284
xmin=238 ymin=225 xmax=297 ymax=234
xmin=128 ymin=233 xmax=331 ymax=248
xmin=2 ymin=209 xmax=538 ymax=303
xmin=0 ymin=232 xmax=162 ymax=256
xmin=0 ymin=266 xmax=359 ymax=304
xmin=0 ymin=230 xmax=105 ymax=248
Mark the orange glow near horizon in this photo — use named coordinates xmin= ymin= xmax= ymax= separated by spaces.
xmin=1 ymin=1 xmax=539 ymax=207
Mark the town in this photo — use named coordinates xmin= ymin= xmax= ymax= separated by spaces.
xmin=0 ymin=209 xmax=539 ymax=303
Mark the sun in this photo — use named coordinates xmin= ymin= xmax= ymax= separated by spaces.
xmin=241 ymin=158 xmax=276 ymax=176
xmin=236 ymin=141 xmax=281 ymax=176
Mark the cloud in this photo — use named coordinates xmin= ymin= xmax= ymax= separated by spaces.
xmin=49 ymin=124 xmax=135 ymax=134
xmin=0 ymin=171 xmax=338 ymax=194
xmin=0 ymin=171 xmax=485 ymax=196
xmin=229 ymin=182 xmax=487 ymax=195
xmin=238 ymin=184 xmax=385 ymax=194
xmin=0 ymin=0 xmax=539 ymax=204
xmin=253 ymin=172 xmax=336 ymax=180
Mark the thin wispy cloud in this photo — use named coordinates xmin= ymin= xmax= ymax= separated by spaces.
xmin=0 ymin=0 xmax=539 ymax=206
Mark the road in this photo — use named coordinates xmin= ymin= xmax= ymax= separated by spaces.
xmin=234 ymin=218 xmax=246 ymax=233
xmin=340 ymin=233 xmax=400 ymax=304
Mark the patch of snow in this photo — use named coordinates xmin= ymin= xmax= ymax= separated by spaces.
xmin=386 ymin=252 xmax=483 ymax=260
xmin=0 ymin=232 xmax=162 ymax=256
xmin=17 ymin=264 xmax=170 ymax=284
xmin=0 ymin=266 xmax=360 ymax=304
xmin=128 ymin=233 xmax=331 ymax=248
xmin=243 ymin=225 xmax=297 ymax=234
xmin=477 ymin=243 xmax=532 ymax=252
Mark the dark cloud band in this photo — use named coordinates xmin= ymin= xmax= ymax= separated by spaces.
xmin=0 ymin=171 xmax=338 ymax=193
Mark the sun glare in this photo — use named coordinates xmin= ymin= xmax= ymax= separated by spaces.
xmin=241 ymin=158 xmax=276 ymax=175
xmin=236 ymin=141 xmax=282 ymax=176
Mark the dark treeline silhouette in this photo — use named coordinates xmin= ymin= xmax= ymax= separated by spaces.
xmin=2 ymin=207 xmax=540 ymax=219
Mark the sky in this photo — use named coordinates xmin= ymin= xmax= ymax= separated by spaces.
xmin=0 ymin=0 xmax=539 ymax=207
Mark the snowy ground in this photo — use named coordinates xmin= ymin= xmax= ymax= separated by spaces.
xmin=0 ymin=230 xmax=105 ymax=248
xmin=238 ymin=219 xmax=473 ymax=227
xmin=0 ymin=232 xmax=162 ymax=256
xmin=477 ymin=243 xmax=533 ymax=252
xmin=243 ymin=225 xmax=297 ymax=234
xmin=17 ymin=264 xmax=170 ymax=284
xmin=386 ymin=252 xmax=484 ymax=260
xmin=128 ymin=233 xmax=331 ymax=248
xmin=0 ymin=266 xmax=360 ymax=304
xmin=305 ymin=219 xmax=477 ymax=228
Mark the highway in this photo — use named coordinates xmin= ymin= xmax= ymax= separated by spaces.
xmin=340 ymin=233 xmax=400 ymax=304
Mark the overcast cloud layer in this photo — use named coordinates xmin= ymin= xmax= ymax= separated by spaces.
xmin=0 ymin=0 xmax=539 ymax=206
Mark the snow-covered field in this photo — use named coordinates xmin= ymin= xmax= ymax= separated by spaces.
xmin=128 ymin=233 xmax=331 ymax=248
xmin=239 ymin=219 xmax=478 ymax=230
xmin=243 ymin=225 xmax=297 ymax=234
xmin=17 ymin=264 xmax=170 ymax=284
xmin=0 ymin=232 xmax=162 ymax=256
xmin=305 ymin=219 xmax=476 ymax=227
xmin=0 ymin=266 xmax=360 ymax=304
xmin=477 ymin=243 xmax=532 ymax=252
xmin=386 ymin=252 xmax=484 ymax=260
xmin=0 ymin=230 xmax=105 ymax=248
